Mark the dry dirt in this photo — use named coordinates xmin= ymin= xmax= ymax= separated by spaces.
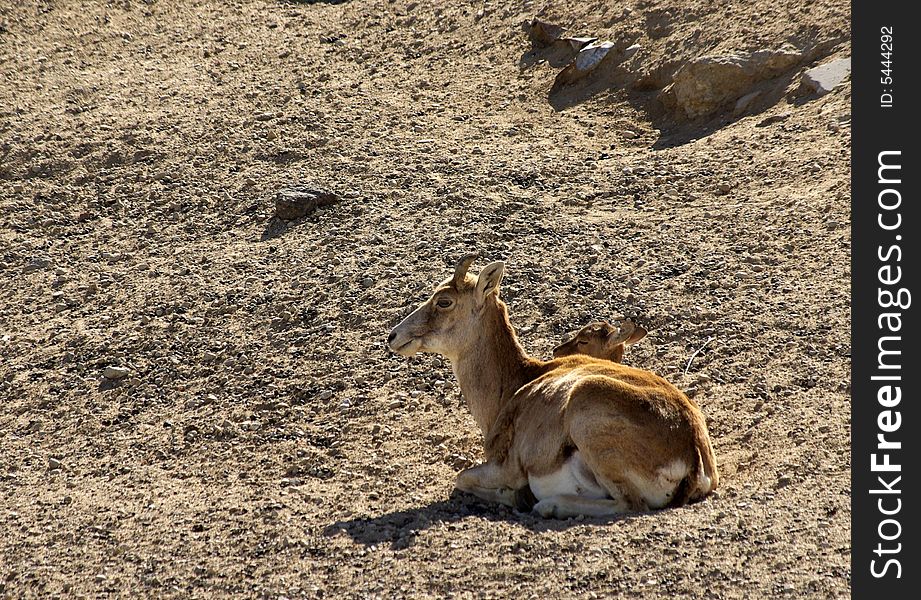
xmin=1 ymin=0 xmax=851 ymax=598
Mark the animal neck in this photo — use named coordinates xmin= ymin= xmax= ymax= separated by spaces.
xmin=450 ymin=297 xmax=540 ymax=437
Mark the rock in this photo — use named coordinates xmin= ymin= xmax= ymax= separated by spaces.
xmin=12 ymin=183 xmax=23 ymax=193
xmin=360 ymin=277 xmax=374 ymax=288
xmin=561 ymin=36 xmax=597 ymax=51
xmin=23 ymin=258 xmax=50 ymax=273
xmin=623 ymin=44 xmax=642 ymax=59
xmin=554 ymin=41 xmax=619 ymax=86
xmin=800 ymin=57 xmax=851 ymax=96
xmin=103 ymin=366 xmax=130 ymax=380
xmin=527 ymin=18 xmax=563 ymax=46
xmin=622 ymin=130 xmax=639 ymax=139
xmin=664 ymin=46 xmax=802 ymax=119
xmin=733 ymin=90 xmax=761 ymax=115
xmin=756 ymin=113 xmax=791 ymax=127
xmin=574 ymin=41 xmax=614 ymax=72
xmin=274 ymin=187 xmax=340 ymax=220
xmin=48 ymin=457 xmax=62 ymax=470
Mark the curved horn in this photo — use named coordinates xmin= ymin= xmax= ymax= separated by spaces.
xmin=452 ymin=253 xmax=479 ymax=287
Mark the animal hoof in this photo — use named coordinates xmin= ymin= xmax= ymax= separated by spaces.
xmin=533 ymin=499 xmax=558 ymax=519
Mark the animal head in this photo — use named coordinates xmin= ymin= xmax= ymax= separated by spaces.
xmin=387 ymin=254 xmax=506 ymax=361
xmin=552 ymin=319 xmax=648 ymax=362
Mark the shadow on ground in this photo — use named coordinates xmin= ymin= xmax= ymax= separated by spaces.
xmin=323 ymin=490 xmax=636 ymax=550
xmin=260 ymin=217 xmax=289 ymax=242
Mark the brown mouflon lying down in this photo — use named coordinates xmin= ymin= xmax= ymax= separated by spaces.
xmin=387 ymin=255 xmax=719 ymax=518
xmin=552 ymin=319 xmax=648 ymax=363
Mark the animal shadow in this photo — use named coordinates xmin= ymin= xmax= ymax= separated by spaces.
xmin=323 ymin=490 xmax=635 ymax=550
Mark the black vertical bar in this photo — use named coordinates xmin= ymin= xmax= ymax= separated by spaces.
xmin=852 ymin=1 xmax=918 ymax=597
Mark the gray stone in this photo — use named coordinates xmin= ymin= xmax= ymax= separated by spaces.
xmin=274 ymin=187 xmax=340 ymax=220
xmin=103 ymin=365 xmax=130 ymax=380
xmin=801 ymin=57 xmax=851 ymax=96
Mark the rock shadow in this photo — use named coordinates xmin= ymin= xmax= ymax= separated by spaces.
xmin=518 ymin=40 xmax=580 ymax=70
xmin=260 ymin=217 xmax=290 ymax=242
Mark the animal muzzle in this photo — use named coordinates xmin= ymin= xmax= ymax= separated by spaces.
xmin=387 ymin=313 xmax=425 ymax=356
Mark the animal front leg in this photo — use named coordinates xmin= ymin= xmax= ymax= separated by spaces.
xmin=534 ymin=494 xmax=641 ymax=519
xmin=455 ymin=461 xmax=526 ymax=508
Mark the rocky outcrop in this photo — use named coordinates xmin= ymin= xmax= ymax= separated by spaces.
xmin=662 ymin=46 xmax=803 ymax=119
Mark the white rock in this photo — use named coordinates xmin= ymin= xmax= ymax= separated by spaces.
xmin=801 ymin=57 xmax=851 ymax=96
xmin=734 ymin=90 xmax=761 ymax=115
xmin=103 ymin=366 xmax=130 ymax=380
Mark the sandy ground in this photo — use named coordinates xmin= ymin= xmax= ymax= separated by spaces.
xmin=1 ymin=0 xmax=851 ymax=598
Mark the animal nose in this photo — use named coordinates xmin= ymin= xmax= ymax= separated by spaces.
xmin=387 ymin=330 xmax=397 ymax=345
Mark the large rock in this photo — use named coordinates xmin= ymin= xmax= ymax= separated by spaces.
xmin=665 ymin=47 xmax=802 ymax=119
xmin=274 ymin=187 xmax=340 ymax=220
xmin=553 ymin=40 xmax=637 ymax=87
xmin=800 ymin=57 xmax=851 ymax=96
xmin=554 ymin=41 xmax=616 ymax=85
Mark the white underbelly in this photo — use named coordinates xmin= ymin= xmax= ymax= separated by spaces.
xmin=528 ymin=452 xmax=608 ymax=500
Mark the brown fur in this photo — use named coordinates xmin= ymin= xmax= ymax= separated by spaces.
xmin=388 ymin=258 xmax=719 ymax=517
xmin=552 ymin=319 xmax=648 ymax=363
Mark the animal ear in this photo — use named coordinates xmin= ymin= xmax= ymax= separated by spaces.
xmin=604 ymin=320 xmax=630 ymax=343
xmin=475 ymin=261 xmax=505 ymax=303
xmin=626 ymin=325 xmax=648 ymax=345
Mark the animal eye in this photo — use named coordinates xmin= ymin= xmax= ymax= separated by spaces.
xmin=577 ymin=340 xmax=588 ymax=345
xmin=436 ymin=298 xmax=453 ymax=308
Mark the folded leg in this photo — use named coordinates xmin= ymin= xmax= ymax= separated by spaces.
xmin=455 ymin=461 xmax=527 ymax=508
xmin=534 ymin=494 xmax=636 ymax=519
